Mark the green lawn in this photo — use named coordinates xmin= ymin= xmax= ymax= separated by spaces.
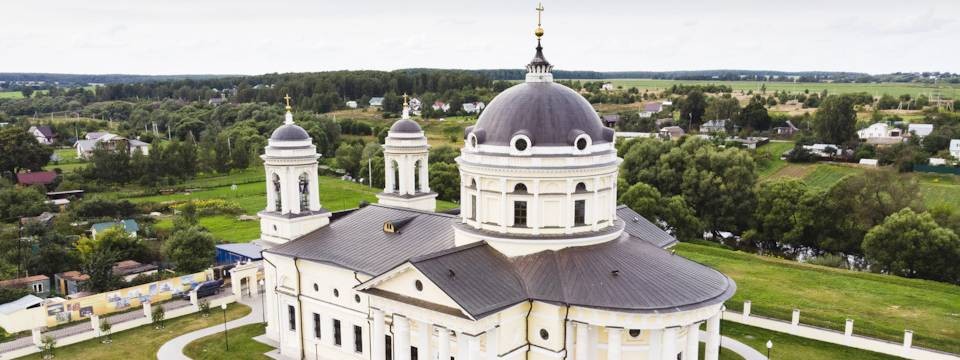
xmin=755 ymin=141 xmax=795 ymax=178
xmin=917 ymin=173 xmax=960 ymax=212
xmin=19 ymin=303 xmax=251 ymax=360
xmin=718 ymin=321 xmax=900 ymax=360
xmin=595 ymin=79 xmax=960 ymax=99
xmin=155 ymin=215 xmax=262 ymax=243
xmin=676 ymin=242 xmax=960 ymax=353
xmin=0 ymin=91 xmax=25 ymax=99
xmin=800 ymin=164 xmax=864 ymax=189
xmin=183 ymin=323 xmax=271 ymax=360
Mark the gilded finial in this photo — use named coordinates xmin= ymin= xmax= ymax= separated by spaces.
xmin=283 ymin=94 xmax=292 ymax=112
xmin=535 ymin=2 xmax=545 ymax=39
xmin=403 ymin=93 xmax=409 ymax=107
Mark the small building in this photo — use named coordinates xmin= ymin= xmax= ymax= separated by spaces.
xmin=858 ymin=123 xmax=901 ymax=139
xmin=28 ymin=125 xmax=56 ymax=145
xmin=16 ymin=171 xmax=57 ymax=187
xmin=614 ymin=132 xmax=657 ymax=142
xmin=773 ymin=120 xmax=799 ymax=136
xmin=75 ymin=132 xmax=150 ymax=159
xmin=659 ymin=126 xmax=686 ymax=140
xmin=20 ymin=212 xmax=56 ymax=227
xmin=859 ymin=159 xmax=879 ymax=167
xmin=929 ymin=158 xmax=948 ymax=166
xmin=408 ymin=97 xmax=422 ymax=112
xmin=907 ymin=123 xmax=934 ymax=138
xmin=950 ymin=139 xmax=960 ymax=159
xmin=601 ymin=83 xmax=615 ymax=91
xmin=0 ymin=275 xmax=50 ymax=297
xmin=700 ymin=119 xmax=729 ymax=134
xmin=54 ymin=260 xmax=157 ymax=295
xmin=462 ymin=101 xmax=486 ymax=114
xmin=431 ymin=101 xmax=450 ymax=112
xmin=53 ymin=271 xmax=89 ymax=296
xmin=640 ymin=102 xmax=663 ymax=118
xmin=345 ymin=100 xmax=358 ymax=109
xmin=369 ymin=97 xmax=384 ymax=108
xmin=803 ymin=144 xmax=843 ymax=158
xmin=112 ymin=260 xmax=158 ymax=282
xmin=0 ymin=295 xmax=46 ymax=334
xmin=91 ymin=219 xmax=139 ymax=239
xmin=600 ymin=114 xmax=620 ymax=127
xmin=208 ymin=94 xmax=227 ymax=106
xmin=216 ymin=243 xmax=264 ymax=265
xmin=865 ymin=136 xmax=905 ymax=147
xmin=726 ymin=137 xmax=769 ymax=150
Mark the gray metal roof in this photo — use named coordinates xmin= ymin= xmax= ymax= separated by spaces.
xmin=390 ymin=119 xmax=422 ymax=133
xmin=409 ymin=236 xmax=734 ymax=318
xmin=264 ymin=204 xmax=456 ymax=276
xmin=473 ymin=81 xmax=610 ymax=147
xmin=617 ymin=205 xmax=678 ymax=248
xmin=270 ymin=124 xmax=310 ymax=141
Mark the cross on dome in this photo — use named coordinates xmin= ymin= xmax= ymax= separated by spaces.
xmin=526 ymin=2 xmax=553 ymax=82
xmin=283 ymin=93 xmax=294 ymax=124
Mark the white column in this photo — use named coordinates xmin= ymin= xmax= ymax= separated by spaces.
xmin=31 ymin=328 xmax=42 ymax=347
xmin=418 ymin=320 xmax=433 ymax=360
xmin=592 ymin=176 xmax=600 ymax=231
xmin=395 ymin=316 xmax=410 ymax=360
xmin=90 ymin=314 xmax=102 ymax=337
xmin=142 ymin=301 xmax=152 ymax=318
xmin=704 ymin=314 xmax=721 ymax=360
xmin=532 ymin=180 xmax=540 ymax=234
xmin=487 ymin=327 xmax=499 ymax=360
xmin=607 ymin=327 xmax=622 ymax=360
xmin=564 ymin=179 xmax=573 ymax=233
xmin=420 ymin=155 xmax=430 ymax=192
xmin=743 ymin=301 xmax=751 ymax=318
xmin=903 ymin=330 xmax=913 ymax=349
xmin=647 ymin=330 xmax=662 ymax=360
xmin=791 ymin=309 xmax=800 ymax=327
xmin=683 ymin=324 xmax=699 ymax=360
xmin=500 ymin=178 xmax=508 ymax=232
xmin=661 ymin=327 xmax=678 ymax=360
xmin=372 ymin=310 xmax=386 ymax=360
xmin=310 ymin=172 xmax=321 ymax=210
xmin=844 ymin=319 xmax=854 ymax=338
xmin=438 ymin=327 xmax=451 ymax=360
xmin=467 ymin=334 xmax=480 ymax=360
xmin=575 ymin=323 xmax=590 ymax=360
xmin=458 ymin=332 xmax=469 ymax=360
xmin=385 ymin=158 xmax=394 ymax=193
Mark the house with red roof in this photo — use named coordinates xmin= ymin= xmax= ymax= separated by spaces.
xmin=16 ymin=171 xmax=58 ymax=187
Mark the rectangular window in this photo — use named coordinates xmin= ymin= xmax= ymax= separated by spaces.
xmin=313 ymin=313 xmax=321 ymax=339
xmin=513 ymin=201 xmax=527 ymax=227
xmin=574 ymin=200 xmax=586 ymax=226
xmin=385 ymin=335 xmax=393 ymax=360
xmin=333 ymin=319 xmax=342 ymax=346
xmin=287 ymin=305 xmax=296 ymax=331
xmin=32 ymin=283 xmax=43 ymax=293
xmin=411 ymin=346 xmax=419 ymax=360
xmin=354 ymin=325 xmax=363 ymax=353
xmin=470 ymin=195 xmax=477 ymax=220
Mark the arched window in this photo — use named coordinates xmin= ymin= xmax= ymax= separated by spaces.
xmin=513 ymin=183 xmax=528 ymax=194
xmin=272 ymin=173 xmax=282 ymax=212
xmin=299 ymin=173 xmax=310 ymax=212
xmin=575 ymin=182 xmax=587 ymax=192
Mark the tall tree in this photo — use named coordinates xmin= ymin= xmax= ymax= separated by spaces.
xmin=863 ymin=208 xmax=960 ymax=283
xmin=619 ymin=183 xmax=702 ymax=242
xmin=0 ymin=126 xmax=53 ymax=178
xmin=163 ymin=226 xmax=216 ymax=273
xmin=813 ymin=95 xmax=857 ymax=144
xmin=428 ymin=162 xmax=460 ymax=202
xmin=679 ymin=90 xmax=707 ymax=130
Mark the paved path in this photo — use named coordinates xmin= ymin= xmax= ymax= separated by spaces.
xmin=156 ymin=294 xmax=263 ymax=360
xmin=702 ymin=330 xmax=768 ymax=360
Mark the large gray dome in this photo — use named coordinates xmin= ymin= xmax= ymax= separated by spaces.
xmin=471 ymin=82 xmax=610 ymax=146
xmin=390 ymin=118 xmax=422 ymax=133
xmin=270 ymin=124 xmax=310 ymax=141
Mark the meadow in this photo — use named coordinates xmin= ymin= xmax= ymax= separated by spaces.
xmin=677 ymin=242 xmax=960 ymax=353
xmin=593 ymin=78 xmax=960 ymax=99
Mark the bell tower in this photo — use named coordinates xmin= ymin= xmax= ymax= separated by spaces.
xmin=258 ymin=95 xmax=331 ymax=248
xmin=377 ymin=94 xmax=437 ymax=212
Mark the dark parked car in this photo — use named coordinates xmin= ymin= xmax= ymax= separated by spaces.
xmin=179 ymin=279 xmax=224 ymax=300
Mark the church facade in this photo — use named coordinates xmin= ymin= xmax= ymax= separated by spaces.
xmin=259 ymin=15 xmax=735 ymax=360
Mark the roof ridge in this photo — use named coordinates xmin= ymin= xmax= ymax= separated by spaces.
xmin=410 ymin=241 xmax=486 ymax=263
xmin=368 ymin=203 xmax=458 ymax=218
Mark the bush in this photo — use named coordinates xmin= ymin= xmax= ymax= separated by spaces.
xmin=152 ymin=305 xmax=165 ymax=329
xmin=806 ymin=253 xmax=849 ymax=269
xmin=199 ymin=300 xmax=210 ymax=317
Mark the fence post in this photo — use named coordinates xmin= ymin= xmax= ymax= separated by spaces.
xmin=31 ymin=328 xmax=43 ymax=347
xmin=903 ymin=330 xmax=913 ymax=351
xmin=190 ymin=290 xmax=199 ymax=310
xmin=743 ymin=301 xmax=751 ymax=318
xmin=791 ymin=309 xmax=800 ymax=327
xmin=142 ymin=300 xmax=152 ymax=318
xmin=90 ymin=314 xmax=101 ymax=337
xmin=844 ymin=319 xmax=854 ymax=339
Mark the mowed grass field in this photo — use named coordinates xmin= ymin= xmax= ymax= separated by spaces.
xmin=594 ymin=79 xmax=960 ymax=99
xmin=677 ymin=242 xmax=960 ymax=353
xmin=17 ymin=303 xmax=251 ymax=360
xmin=183 ymin=323 xmax=271 ymax=360
xmin=717 ymin=321 xmax=900 ymax=360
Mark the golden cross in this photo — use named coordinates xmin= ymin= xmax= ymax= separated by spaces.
xmin=536 ymin=2 xmax=544 ymax=26
xmin=284 ymin=94 xmax=292 ymax=107
xmin=403 ymin=93 xmax=409 ymax=106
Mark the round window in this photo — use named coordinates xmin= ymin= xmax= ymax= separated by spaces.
xmin=514 ymin=138 xmax=528 ymax=151
xmin=539 ymin=329 xmax=549 ymax=340
xmin=576 ymin=137 xmax=588 ymax=150
xmin=415 ymin=280 xmax=423 ymax=291
xmin=470 ymin=135 xmax=478 ymax=148
xmin=333 ymin=289 xmax=339 ymax=297
xmin=313 ymin=283 xmax=319 ymax=292
xmin=629 ymin=329 xmax=642 ymax=338
xmin=354 ymin=294 xmax=361 ymax=303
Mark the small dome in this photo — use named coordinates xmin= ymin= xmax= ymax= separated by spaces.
xmin=270 ymin=124 xmax=310 ymax=141
xmin=390 ymin=118 xmax=422 ymax=133
xmin=473 ymin=82 xmax=608 ymax=146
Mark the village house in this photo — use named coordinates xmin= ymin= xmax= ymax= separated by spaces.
xmin=699 ymin=119 xmax=729 ymax=134
xmin=15 ymin=171 xmax=57 ymax=187
xmin=601 ymin=114 xmax=620 ymax=127
xmin=90 ymin=219 xmax=139 ymax=239
xmin=773 ymin=120 xmax=799 ymax=136
xmin=639 ymin=102 xmax=663 ymax=118
xmin=0 ymin=275 xmax=50 ymax=297
xmin=53 ymin=260 xmax=158 ymax=296
xmin=369 ymin=97 xmax=384 ymax=108
xmin=907 ymin=123 xmax=934 ymax=138
xmin=950 ymin=139 xmax=960 ymax=159
xmin=74 ymin=132 xmax=150 ymax=159
xmin=431 ymin=100 xmax=451 ymax=112
xmin=660 ymin=125 xmax=686 ymax=140
xmin=28 ymin=125 xmax=56 ymax=145
xmin=462 ymin=101 xmax=485 ymax=114
xmin=858 ymin=123 xmax=901 ymax=139
xmin=345 ymin=100 xmax=358 ymax=109
xmin=601 ymin=82 xmax=615 ymax=91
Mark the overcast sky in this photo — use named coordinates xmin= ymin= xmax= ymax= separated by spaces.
xmin=2 ymin=0 xmax=957 ymax=75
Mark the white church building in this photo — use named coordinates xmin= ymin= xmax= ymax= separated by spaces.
xmin=257 ymin=15 xmax=735 ymax=360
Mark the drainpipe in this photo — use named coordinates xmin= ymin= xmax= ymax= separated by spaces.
xmin=294 ymin=257 xmax=305 ymax=360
